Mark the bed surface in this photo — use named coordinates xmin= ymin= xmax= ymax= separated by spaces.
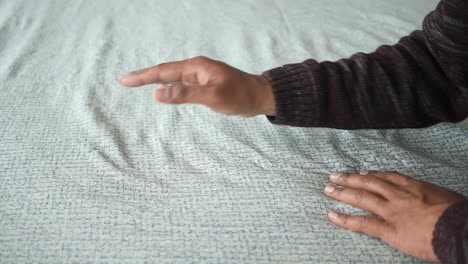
xmin=1 ymin=0 xmax=467 ymax=263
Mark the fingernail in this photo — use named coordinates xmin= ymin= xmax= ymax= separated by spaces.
xmin=330 ymin=172 xmax=342 ymax=181
xmin=324 ymin=185 xmax=335 ymax=194
xmin=328 ymin=211 xmax=339 ymax=220
xmin=118 ymin=70 xmax=140 ymax=82
xmin=118 ymin=73 xmax=131 ymax=82
xmin=359 ymin=170 xmax=369 ymax=175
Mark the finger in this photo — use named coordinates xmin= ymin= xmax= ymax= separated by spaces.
xmin=328 ymin=211 xmax=393 ymax=241
xmin=360 ymin=170 xmax=411 ymax=186
xmin=329 ymin=172 xmax=399 ymax=200
xmin=153 ymin=83 xmax=196 ymax=104
xmin=119 ymin=61 xmax=186 ymax=87
xmin=324 ymin=185 xmax=388 ymax=216
xmin=362 ymin=171 xmax=465 ymax=201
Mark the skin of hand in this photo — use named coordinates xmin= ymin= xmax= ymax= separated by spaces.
xmin=119 ymin=56 xmax=276 ymax=117
xmin=323 ymin=170 xmax=466 ymax=262
xmin=118 ymin=56 xmax=466 ymax=261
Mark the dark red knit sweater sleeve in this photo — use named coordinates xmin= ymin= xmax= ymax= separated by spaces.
xmin=262 ymin=0 xmax=468 ymax=129
xmin=432 ymin=200 xmax=468 ymax=264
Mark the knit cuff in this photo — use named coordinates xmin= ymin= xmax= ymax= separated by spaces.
xmin=432 ymin=199 xmax=468 ymax=264
xmin=262 ymin=61 xmax=321 ymax=127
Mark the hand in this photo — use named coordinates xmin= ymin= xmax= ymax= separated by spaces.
xmin=323 ymin=170 xmax=466 ymax=261
xmin=118 ymin=56 xmax=276 ymax=117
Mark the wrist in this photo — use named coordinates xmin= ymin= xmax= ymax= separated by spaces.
xmin=254 ymin=75 xmax=276 ymax=116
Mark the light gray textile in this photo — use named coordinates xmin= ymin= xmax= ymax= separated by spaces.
xmin=0 ymin=0 xmax=467 ymax=263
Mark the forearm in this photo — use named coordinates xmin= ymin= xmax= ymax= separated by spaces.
xmin=263 ymin=0 xmax=468 ymax=129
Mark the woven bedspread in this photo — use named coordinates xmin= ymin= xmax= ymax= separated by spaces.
xmin=1 ymin=0 xmax=467 ymax=263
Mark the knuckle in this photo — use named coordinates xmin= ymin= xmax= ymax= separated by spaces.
xmin=192 ymin=56 xmax=209 ymax=63
xmin=403 ymin=179 xmax=413 ymax=187
xmin=377 ymin=175 xmax=390 ymax=182
xmin=387 ymin=170 xmax=404 ymax=177
xmin=331 ymin=187 xmax=343 ymax=197
xmin=385 ymin=211 xmax=398 ymax=222
xmin=358 ymin=217 xmax=368 ymax=229
xmin=359 ymin=175 xmax=376 ymax=186
xmin=408 ymin=182 xmax=425 ymax=194
xmin=359 ymin=169 xmax=370 ymax=175
xmin=156 ymin=62 xmax=167 ymax=69
xmin=342 ymin=215 xmax=350 ymax=226
xmin=337 ymin=173 xmax=349 ymax=182
xmin=354 ymin=190 xmax=366 ymax=204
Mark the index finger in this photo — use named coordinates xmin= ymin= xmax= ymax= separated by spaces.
xmin=118 ymin=60 xmax=186 ymax=87
xmin=360 ymin=170 xmax=412 ymax=187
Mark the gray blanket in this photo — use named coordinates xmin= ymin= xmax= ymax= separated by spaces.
xmin=1 ymin=0 xmax=467 ymax=263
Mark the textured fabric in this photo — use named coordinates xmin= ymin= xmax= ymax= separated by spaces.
xmin=433 ymin=200 xmax=468 ymax=264
xmin=263 ymin=1 xmax=468 ymax=261
xmin=263 ymin=0 xmax=468 ymax=129
xmin=1 ymin=0 xmax=467 ymax=263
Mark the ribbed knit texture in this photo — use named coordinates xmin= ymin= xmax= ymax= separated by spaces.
xmin=432 ymin=200 xmax=468 ymax=264
xmin=263 ymin=0 xmax=468 ymax=262
xmin=263 ymin=0 xmax=468 ymax=129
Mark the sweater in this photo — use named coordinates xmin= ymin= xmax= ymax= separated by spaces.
xmin=262 ymin=0 xmax=468 ymax=263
